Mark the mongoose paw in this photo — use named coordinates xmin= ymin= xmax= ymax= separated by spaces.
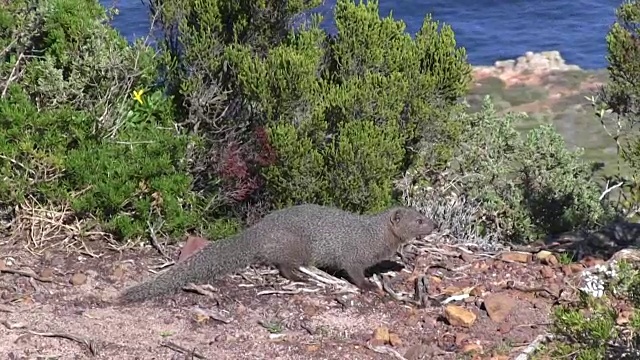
xmin=357 ymin=280 xmax=380 ymax=292
xmin=277 ymin=265 xmax=305 ymax=283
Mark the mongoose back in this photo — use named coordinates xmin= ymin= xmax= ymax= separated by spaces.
xmin=117 ymin=204 xmax=436 ymax=303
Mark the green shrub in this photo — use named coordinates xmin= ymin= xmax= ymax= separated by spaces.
xmin=545 ymin=260 xmax=640 ymax=359
xmin=157 ymin=0 xmax=472 ymax=215
xmin=399 ymin=97 xmax=610 ymax=245
xmin=0 ymin=0 xmax=218 ymax=241
xmin=589 ymin=0 xmax=640 ymax=219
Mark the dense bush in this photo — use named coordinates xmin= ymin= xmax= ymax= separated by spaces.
xmin=398 ymin=97 xmax=611 ymax=246
xmin=590 ymin=0 xmax=640 ymax=220
xmin=0 ymin=0 xmax=228 ymax=240
xmin=152 ymin=0 xmax=472 ymax=217
xmin=0 ymin=0 xmax=474 ymax=240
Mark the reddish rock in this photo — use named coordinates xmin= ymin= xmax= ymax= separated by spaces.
xmin=178 ymin=236 xmax=210 ymax=262
xmin=483 ymin=293 xmax=516 ymax=323
xmin=540 ymin=266 xmax=555 ymax=279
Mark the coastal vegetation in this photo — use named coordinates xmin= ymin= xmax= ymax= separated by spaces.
xmin=1 ymin=0 xmax=640 ymax=357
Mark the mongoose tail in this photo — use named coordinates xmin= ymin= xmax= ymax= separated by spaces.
xmin=117 ymin=234 xmax=254 ymax=303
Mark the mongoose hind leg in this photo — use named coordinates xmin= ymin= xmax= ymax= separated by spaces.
xmin=345 ymin=266 xmax=378 ymax=292
xmin=276 ymin=263 xmax=305 ymax=282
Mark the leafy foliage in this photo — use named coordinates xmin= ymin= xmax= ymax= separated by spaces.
xmin=399 ymin=97 xmax=609 ymax=245
xmin=0 ymin=0 xmax=223 ymax=241
xmin=155 ymin=0 xmax=472 ymax=217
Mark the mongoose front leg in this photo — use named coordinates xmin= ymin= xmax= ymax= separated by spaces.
xmin=345 ymin=266 xmax=378 ymax=292
xmin=276 ymin=264 xmax=305 ymax=282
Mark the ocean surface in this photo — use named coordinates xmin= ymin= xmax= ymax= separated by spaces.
xmin=100 ymin=0 xmax=625 ymax=69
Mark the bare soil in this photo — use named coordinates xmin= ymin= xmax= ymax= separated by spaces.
xmin=0 ymin=231 xmax=598 ymax=360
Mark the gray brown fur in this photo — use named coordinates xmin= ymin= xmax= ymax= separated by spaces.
xmin=117 ymin=204 xmax=436 ymax=303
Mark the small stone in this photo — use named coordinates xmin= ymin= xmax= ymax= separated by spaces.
xmin=111 ymin=265 xmax=124 ymax=281
xmin=444 ymin=305 xmax=477 ymax=328
xmin=404 ymin=344 xmax=429 ymax=360
xmin=40 ymin=268 xmax=54 ymax=280
xmin=500 ymin=252 xmax=531 ymax=263
xmin=371 ymin=326 xmax=390 ymax=346
xmin=545 ymin=255 xmax=559 ymax=266
xmin=442 ymin=286 xmax=463 ymax=296
xmin=470 ymin=286 xmax=484 ymax=297
xmin=540 ymin=266 xmax=555 ymax=279
xmin=570 ymin=263 xmax=585 ymax=273
xmin=306 ymin=344 xmax=319 ymax=352
xmin=462 ymin=343 xmax=483 ymax=354
xmin=483 ymin=293 xmax=516 ymax=323
xmin=236 ymin=304 xmax=247 ymax=315
xmin=388 ymin=333 xmax=402 ymax=347
xmin=455 ymin=332 xmax=469 ymax=346
xmin=582 ymin=256 xmax=606 ymax=268
xmin=536 ymin=250 xmax=553 ymax=260
xmin=70 ymin=273 xmax=87 ymax=286
xmin=561 ymin=264 xmax=574 ymax=275
xmin=498 ymin=322 xmax=512 ymax=334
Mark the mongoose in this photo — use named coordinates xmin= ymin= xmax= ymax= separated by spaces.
xmin=117 ymin=204 xmax=436 ymax=303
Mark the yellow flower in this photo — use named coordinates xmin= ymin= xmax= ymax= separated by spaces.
xmin=132 ymin=89 xmax=145 ymax=104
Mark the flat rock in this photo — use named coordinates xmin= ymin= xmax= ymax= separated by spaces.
xmin=483 ymin=293 xmax=516 ymax=323
xmin=445 ymin=305 xmax=477 ymax=328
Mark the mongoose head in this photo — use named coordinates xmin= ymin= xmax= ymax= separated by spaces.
xmin=389 ymin=207 xmax=436 ymax=242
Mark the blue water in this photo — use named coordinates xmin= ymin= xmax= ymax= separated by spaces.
xmin=102 ymin=0 xmax=624 ymax=69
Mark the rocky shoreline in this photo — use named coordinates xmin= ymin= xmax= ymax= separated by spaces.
xmin=472 ymin=50 xmax=601 ymax=87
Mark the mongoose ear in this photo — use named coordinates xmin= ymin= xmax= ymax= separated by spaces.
xmin=390 ymin=208 xmax=404 ymax=226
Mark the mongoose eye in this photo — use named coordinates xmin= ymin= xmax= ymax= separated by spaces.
xmin=417 ymin=218 xmax=423 ymax=225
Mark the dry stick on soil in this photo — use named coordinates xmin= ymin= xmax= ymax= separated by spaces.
xmin=0 ymin=268 xmax=52 ymax=282
xmin=257 ymin=288 xmax=320 ymax=296
xmin=514 ymin=333 xmax=555 ymax=360
xmin=380 ymin=276 xmax=422 ymax=306
xmin=183 ymin=283 xmax=218 ymax=298
xmin=161 ymin=341 xmax=208 ymax=360
xmin=147 ymin=218 xmax=171 ymax=260
xmin=192 ymin=307 xmax=232 ymax=324
xmin=366 ymin=343 xmax=409 ymax=360
xmin=27 ymin=330 xmax=99 ymax=356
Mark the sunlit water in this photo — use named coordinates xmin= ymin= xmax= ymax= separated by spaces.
xmin=102 ymin=0 xmax=624 ymax=69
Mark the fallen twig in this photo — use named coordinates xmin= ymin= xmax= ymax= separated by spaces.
xmin=183 ymin=283 xmax=218 ymax=300
xmin=366 ymin=342 xmax=409 ymax=360
xmin=161 ymin=340 xmax=208 ymax=359
xmin=147 ymin=218 xmax=171 ymax=260
xmin=192 ymin=307 xmax=232 ymax=324
xmin=380 ymin=276 xmax=421 ymax=306
xmin=27 ymin=330 xmax=99 ymax=356
xmin=257 ymin=288 xmax=320 ymax=296
xmin=0 ymin=268 xmax=52 ymax=282
xmin=514 ymin=333 xmax=554 ymax=360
